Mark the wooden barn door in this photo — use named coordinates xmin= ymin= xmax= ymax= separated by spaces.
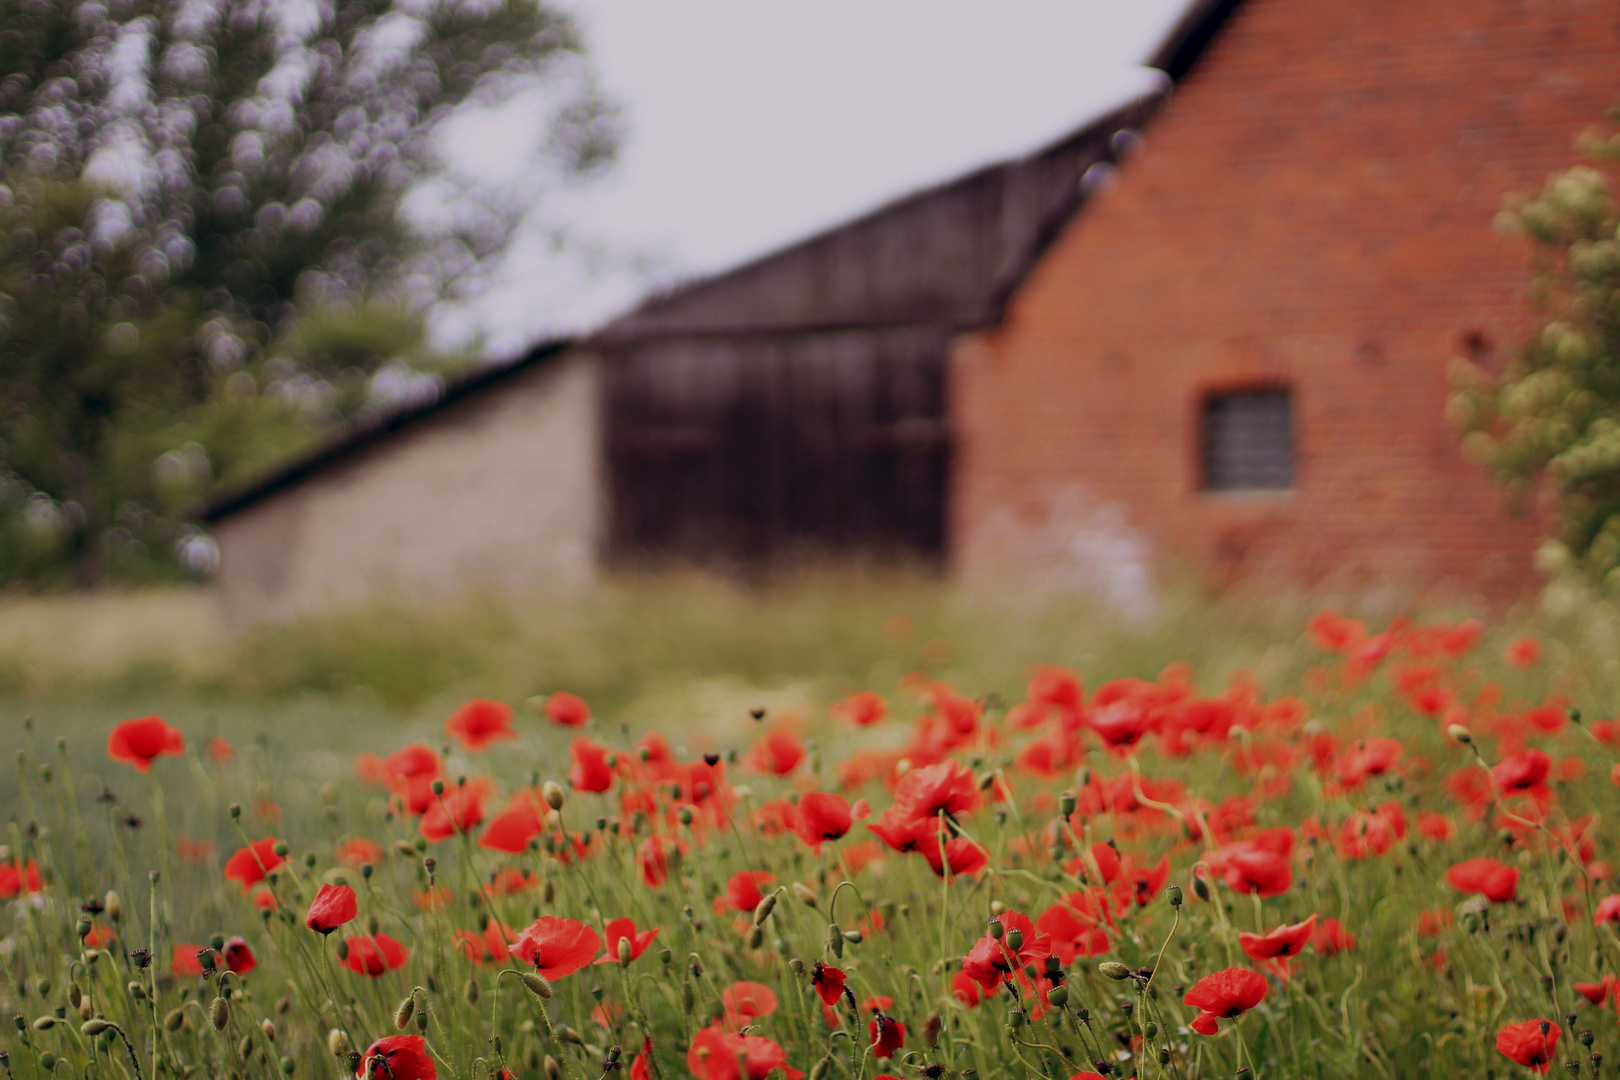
xmin=604 ymin=327 xmax=949 ymax=562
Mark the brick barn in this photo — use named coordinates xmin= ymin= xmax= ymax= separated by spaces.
xmin=204 ymin=0 xmax=1620 ymax=619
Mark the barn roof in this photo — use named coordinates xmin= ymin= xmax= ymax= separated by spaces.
xmin=201 ymin=0 xmax=1247 ymax=524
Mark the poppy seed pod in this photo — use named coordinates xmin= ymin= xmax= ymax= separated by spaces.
xmin=543 ymin=782 xmax=565 ymax=811
xmin=1008 ymin=1009 xmax=1027 ymax=1029
xmin=1098 ymin=962 xmax=1133 ymax=981
xmin=1058 ymin=791 xmax=1077 ymax=817
xmin=1047 ymin=985 xmax=1069 ymax=1008
xmin=521 ymin=972 xmax=553 ymax=999
xmin=988 ymin=919 xmax=1004 ymax=940
xmin=1167 ymin=884 xmax=1183 ymax=908
xmin=393 ymin=996 xmax=415 ymax=1029
xmin=1005 ymin=929 xmax=1024 ymax=951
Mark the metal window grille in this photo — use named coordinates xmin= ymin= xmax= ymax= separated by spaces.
xmin=1202 ymin=389 xmax=1293 ymax=491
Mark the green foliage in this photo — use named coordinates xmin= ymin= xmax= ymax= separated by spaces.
xmin=1450 ymin=114 xmax=1620 ymax=590
xmin=0 ymin=0 xmax=617 ymax=585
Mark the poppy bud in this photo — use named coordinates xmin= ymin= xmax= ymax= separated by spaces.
xmin=465 ymin=979 xmax=480 ymax=1006
xmin=211 ymin=933 xmax=226 ymax=951
xmin=678 ymin=806 xmax=694 ymax=826
xmin=1143 ymin=1021 xmax=1158 ymax=1039
xmin=988 ymin=919 xmax=1004 ymax=940
xmin=545 ymin=1056 xmax=562 ymax=1080
xmin=689 ymin=957 xmax=704 ymax=977
xmin=543 ymin=782 xmax=566 ymax=811
xmin=209 ymin=997 xmax=229 ymax=1031
xmin=414 ymin=1009 xmax=428 ymax=1032
xmin=328 ymin=1030 xmax=348 ymax=1057
xmin=272 ymin=840 xmax=289 ymax=858
xmin=808 ymin=1058 xmax=832 ymax=1080
xmin=105 ymin=892 xmax=122 ymax=922
xmin=37 ymin=1054 xmax=55 ymax=1072
xmin=521 ymin=972 xmax=553 ymax=999
xmin=827 ymin=924 xmax=844 ymax=957
xmin=394 ymin=996 xmax=415 ymax=1029
xmin=1005 ymin=929 xmax=1024 ymax=950
xmin=1447 ymin=725 xmax=1473 ymax=745
xmin=238 ymin=1035 xmax=254 ymax=1060
xmin=280 ymin=1057 xmax=295 ymax=1075
xmin=793 ymin=882 xmax=819 ymax=907
xmin=1058 ymin=792 xmax=1077 ymax=817
xmin=1166 ymin=884 xmax=1183 ymax=908
xmin=1570 ymin=708 xmax=1583 ymax=725
xmin=165 ymin=1009 xmax=185 ymax=1032
xmin=1047 ymin=985 xmax=1069 ymax=1008
xmin=977 ymin=771 xmax=996 ymax=792
xmin=1192 ymin=876 xmax=1210 ymax=902
xmin=747 ymin=925 xmax=764 ymax=949
xmin=394 ymin=841 xmax=417 ymax=858
xmin=31 ymin=1017 xmax=55 ymax=1032
xmin=68 ymin=983 xmax=81 ymax=1010
xmin=843 ymin=930 xmax=863 ymax=944
xmin=261 ymin=1019 xmax=276 ymax=1040
xmin=753 ymin=894 xmax=777 ymax=925
xmin=229 ymin=804 xmax=242 ymax=819
xmin=1097 ymin=962 xmax=1133 ymax=981
xmin=923 ymin=1013 xmax=943 ymax=1047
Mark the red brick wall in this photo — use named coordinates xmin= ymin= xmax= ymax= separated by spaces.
xmin=953 ymin=0 xmax=1620 ymax=603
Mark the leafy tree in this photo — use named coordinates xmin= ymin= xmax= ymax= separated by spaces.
xmin=0 ymin=0 xmax=617 ymax=584
xmin=1449 ymin=114 xmax=1620 ymax=591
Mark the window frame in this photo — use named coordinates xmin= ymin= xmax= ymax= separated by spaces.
xmin=1197 ymin=384 xmax=1297 ymax=495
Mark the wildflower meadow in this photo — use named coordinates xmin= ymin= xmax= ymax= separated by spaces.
xmin=0 ymin=612 xmax=1610 ymax=1080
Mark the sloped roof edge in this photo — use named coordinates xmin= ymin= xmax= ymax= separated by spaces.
xmin=200 ymin=339 xmax=572 ymax=522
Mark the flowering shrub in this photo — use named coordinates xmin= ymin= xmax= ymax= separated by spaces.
xmin=0 ymin=613 xmax=1609 ymax=1079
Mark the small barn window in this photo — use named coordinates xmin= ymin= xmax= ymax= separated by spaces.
xmin=1202 ymin=388 xmax=1294 ymax=491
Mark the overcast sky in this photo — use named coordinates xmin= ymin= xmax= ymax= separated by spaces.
xmin=435 ymin=1 xmax=1194 ymax=355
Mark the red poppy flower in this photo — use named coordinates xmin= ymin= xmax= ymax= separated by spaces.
xmin=629 ymin=1041 xmax=653 ymax=1080
xmin=686 ymin=1024 xmax=803 ymax=1080
xmin=343 ymin=933 xmax=410 ymax=976
xmin=921 ymin=836 xmax=989 ymax=878
xmin=1506 ymin=637 xmax=1542 ymax=668
xmin=1086 ymin=699 xmax=1155 ymax=752
xmin=207 ymin=737 xmax=234 ymax=764
xmin=223 ymin=838 xmax=285 ymax=893
xmin=868 ymin=1016 xmax=904 ymax=1059
xmin=1416 ymin=812 xmax=1455 ymax=842
xmin=1311 ymin=918 xmax=1356 ymax=955
xmin=507 ymin=916 xmax=601 ymax=979
xmin=723 ymin=871 xmax=778 ymax=913
xmin=0 ymin=859 xmax=43 ymax=898
xmin=1239 ymin=914 xmax=1318 ymax=961
xmin=337 ymin=837 xmax=385 ymax=868
xmin=445 ymin=699 xmax=517 ymax=752
xmin=1597 ymin=895 xmax=1620 ymax=925
xmin=107 ymin=716 xmax=185 ymax=772
xmin=545 ymin=691 xmax=591 ymax=727
xmin=833 ymin=691 xmax=886 ymax=726
xmin=1183 ymin=967 xmax=1268 ymax=1035
xmin=638 ymin=836 xmax=679 ymax=888
xmin=172 ymin=945 xmax=204 ymax=977
xmin=866 ymin=807 xmax=939 ymax=853
xmin=1446 ymin=857 xmax=1519 ymax=903
xmin=1036 ymin=901 xmax=1110 ymax=963
xmin=366 ymin=744 xmax=445 ymax=814
xmin=961 ymin=912 xmax=1052 ymax=991
xmin=721 ymin=982 xmax=779 ymax=1028
xmin=893 ymin=759 xmax=980 ymax=821
xmin=595 ymin=918 xmax=660 ymax=966
xmin=222 ymin=936 xmax=256 ymax=974
xmin=746 ymin=729 xmax=806 ymax=776
xmin=358 ymin=1035 xmax=437 ymax=1080
xmin=1496 ymin=1020 xmax=1560 ymax=1074
xmin=306 ymin=884 xmax=359 ymax=935
xmin=793 ymin=793 xmax=870 ymax=852
xmin=570 ymin=738 xmax=618 ymax=793
xmin=951 ymin=971 xmax=982 ymax=1007
xmin=1492 ymin=750 xmax=1552 ymax=792
xmin=1216 ymin=846 xmax=1293 ymax=898
xmin=811 ymin=962 xmax=847 ymax=1007
xmin=1576 ymin=974 xmax=1616 ymax=1004
xmin=1129 ymin=855 xmax=1172 ymax=907
xmin=419 ymin=780 xmax=492 ymax=843
xmin=479 ymin=802 xmax=545 ymax=854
